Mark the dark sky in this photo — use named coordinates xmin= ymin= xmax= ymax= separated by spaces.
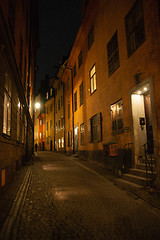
xmin=36 ymin=0 xmax=82 ymax=89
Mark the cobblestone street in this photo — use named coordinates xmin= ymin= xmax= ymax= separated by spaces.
xmin=7 ymin=152 xmax=160 ymax=239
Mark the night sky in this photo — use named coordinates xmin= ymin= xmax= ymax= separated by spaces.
xmin=36 ymin=0 xmax=82 ymax=90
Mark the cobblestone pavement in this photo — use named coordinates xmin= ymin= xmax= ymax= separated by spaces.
xmin=16 ymin=152 xmax=160 ymax=240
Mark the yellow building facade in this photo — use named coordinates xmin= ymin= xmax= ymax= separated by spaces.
xmin=62 ymin=0 xmax=160 ymax=188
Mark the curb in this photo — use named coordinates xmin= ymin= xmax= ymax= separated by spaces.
xmin=0 ymin=168 xmax=32 ymax=240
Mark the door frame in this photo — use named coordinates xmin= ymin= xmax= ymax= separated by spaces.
xmin=129 ymin=76 xmax=157 ymax=166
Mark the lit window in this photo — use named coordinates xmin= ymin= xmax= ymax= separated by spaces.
xmin=17 ymin=99 xmax=21 ymax=141
xmin=90 ymin=65 xmax=96 ymax=94
xmin=111 ymin=99 xmax=124 ymax=134
xmin=62 ymin=137 xmax=64 ymax=148
xmin=50 ymin=88 xmax=52 ymax=96
xmin=59 ymin=139 xmax=61 ymax=148
xmin=40 ymin=132 xmax=41 ymax=139
xmin=46 ymin=92 xmax=49 ymax=99
xmin=40 ymin=120 xmax=42 ymax=126
xmin=3 ymin=73 xmax=11 ymax=136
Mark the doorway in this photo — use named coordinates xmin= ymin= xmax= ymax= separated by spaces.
xmin=74 ymin=126 xmax=78 ymax=153
xmin=131 ymin=83 xmax=154 ymax=165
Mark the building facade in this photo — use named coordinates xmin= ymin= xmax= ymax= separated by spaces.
xmin=61 ymin=0 xmax=160 ymax=188
xmin=45 ymin=88 xmax=54 ymax=151
xmin=0 ymin=0 xmax=38 ymax=191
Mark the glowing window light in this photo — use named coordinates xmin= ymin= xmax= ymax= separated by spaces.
xmin=35 ymin=102 xmax=40 ymax=109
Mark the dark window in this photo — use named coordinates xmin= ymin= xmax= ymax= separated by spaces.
xmin=8 ymin=0 xmax=15 ymax=40
xmin=61 ymin=117 xmax=64 ymax=128
xmin=80 ymin=123 xmax=85 ymax=145
xmin=61 ymin=95 xmax=63 ymax=107
xmin=90 ymin=64 xmax=96 ymax=94
xmin=88 ymin=25 xmax=94 ymax=50
xmin=88 ymin=113 xmax=102 ymax=143
xmin=19 ymin=36 xmax=23 ymax=75
xmin=68 ymin=131 xmax=72 ymax=147
xmin=111 ymin=99 xmax=124 ymax=134
xmin=58 ymin=119 xmax=61 ymax=130
xmin=50 ymin=120 xmax=53 ymax=129
xmin=50 ymin=103 xmax=53 ymax=112
xmin=68 ymin=101 xmax=70 ymax=119
xmin=78 ymin=50 xmax=82 ymax=68
xmin=79 ymin=82 xmax=83 ymax=106
xmin=74 ymin=91 xmax=77 ymax=112
xmin=58 ymin=99 xmax=60 ymax=110
xmin=47 ymin=121 xmax=48 ymax=131
xmin=107 ymin=31 xmax=120 ymax=76
xmin=73 ymin=63 xmax=76 ymax=78
xmin=125 ymin=0 xmax=145 ymax=57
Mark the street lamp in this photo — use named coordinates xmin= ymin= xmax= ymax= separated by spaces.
xmin=35 ymin=102 xmax=40 ymax=109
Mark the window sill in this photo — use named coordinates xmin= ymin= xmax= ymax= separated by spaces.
xmin=90 ymin=89 xmax=97 ymax=96
xmin=2 ymin=133 xmax=11 ymax=140
xmin=112 ymin=128 xmax=124 ymax=135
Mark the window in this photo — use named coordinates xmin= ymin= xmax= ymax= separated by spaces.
xmin=17 ymin=99 xmax=21 ymax=141
xmin=111 ymin=99 xmax=124 ymax=134
xmin=107 ymin=31 xmax=120 ymax=76
xmin=125 ymin=0 xmax=145 ymax=57
xmin=55 ymin=122 xmax=57 ymax=133
xmin=50 ymin=103 xmax=53 ymax=112
xmin=58 ymin=119 xmax=61 ymax=130
xmin=73 ymin=63 xmax=76 ymax=78
xmin=88 ymin=113 xmax=102 ymax=143
xmin=40 ymin=120 xmax=42 ymax=126
xmin=90 ymin=65 xmax=96 ymax=94
xmin=40 ymin=133 xmax=41 ymax=140
xmin=58 ymin=99 xmax=60 ymax=110
xmin=74 ymin=90 xmax=77 ymax=112
xmin=43 ymin=131 xmax=45 ymax=139
xmin=68 ymin=101 xmax=70 ymax=119
xmin=46 ymin=92 xmax=49 ymax=99
xmin=50 ymin=88 xmax=53 ymax=96
xmin=50 ymin=120 xmax=53 ymax=129
xmin=61 ymin=117 xmax=64 ymax=129
xmin=78 ymin=50 xmax=82 ymax=68
xmin=61 ymin=95 xmax=63 ymax=107
xmin=80 ymin=123 xmax=85 ymax=145
xmin=3 ymin=73 xmax=11 ymax=136
xmin=88 ymin=25 xmax=94 ymax=49
xmin=62 ymin=137 xmax=64 ymax=148
xmin=47 ymin=121 xmax=48 ymax=131
xmin=79 ymin=82 xmax=83 ymax=106
xmin=68 ymin=131 xmax=72 ymax=147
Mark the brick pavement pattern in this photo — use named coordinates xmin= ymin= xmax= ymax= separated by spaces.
xmin=17 ymin=152 xmax=160 ymax=240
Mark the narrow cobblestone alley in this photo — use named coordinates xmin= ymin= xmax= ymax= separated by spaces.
xmin=14 ymin=152 xmax=160 ymax=240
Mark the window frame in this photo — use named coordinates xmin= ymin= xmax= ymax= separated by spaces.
xmin=80 ymin=123 xmax=85 ymax=145
xmin=111 ymin=99 xmax=124 ymax=135
xmin=125 ymin=0 xmax=145 ymax=57
xmin=89 ymin=64 xmax=97 ymax=95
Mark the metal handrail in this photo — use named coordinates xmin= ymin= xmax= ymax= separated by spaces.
xmin=143 ymin=142 xmax=155 ymax=186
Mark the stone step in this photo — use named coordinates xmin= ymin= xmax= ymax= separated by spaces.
xmin=129 ymin=168 xmax=153 ymax=179
xmin=115 ymin=178 xmax=145 ymax=193
xmin=123 ymin=173 xmax=151 ymax=186
xmin=136 ymin=163 xmax=155 ymax=172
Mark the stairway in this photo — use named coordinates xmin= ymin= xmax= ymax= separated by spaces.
xmin=115 ymin=159 xmax=155 ymax=193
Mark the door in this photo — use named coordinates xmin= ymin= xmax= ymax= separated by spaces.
xmin=144 ymin=93 xmax=154 ymax=154
xmin=74 ymin=126 xmax=78 ymax=153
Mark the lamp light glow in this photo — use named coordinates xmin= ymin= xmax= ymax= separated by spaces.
xmin=35 ymin=102 xmax=40 ymax=109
